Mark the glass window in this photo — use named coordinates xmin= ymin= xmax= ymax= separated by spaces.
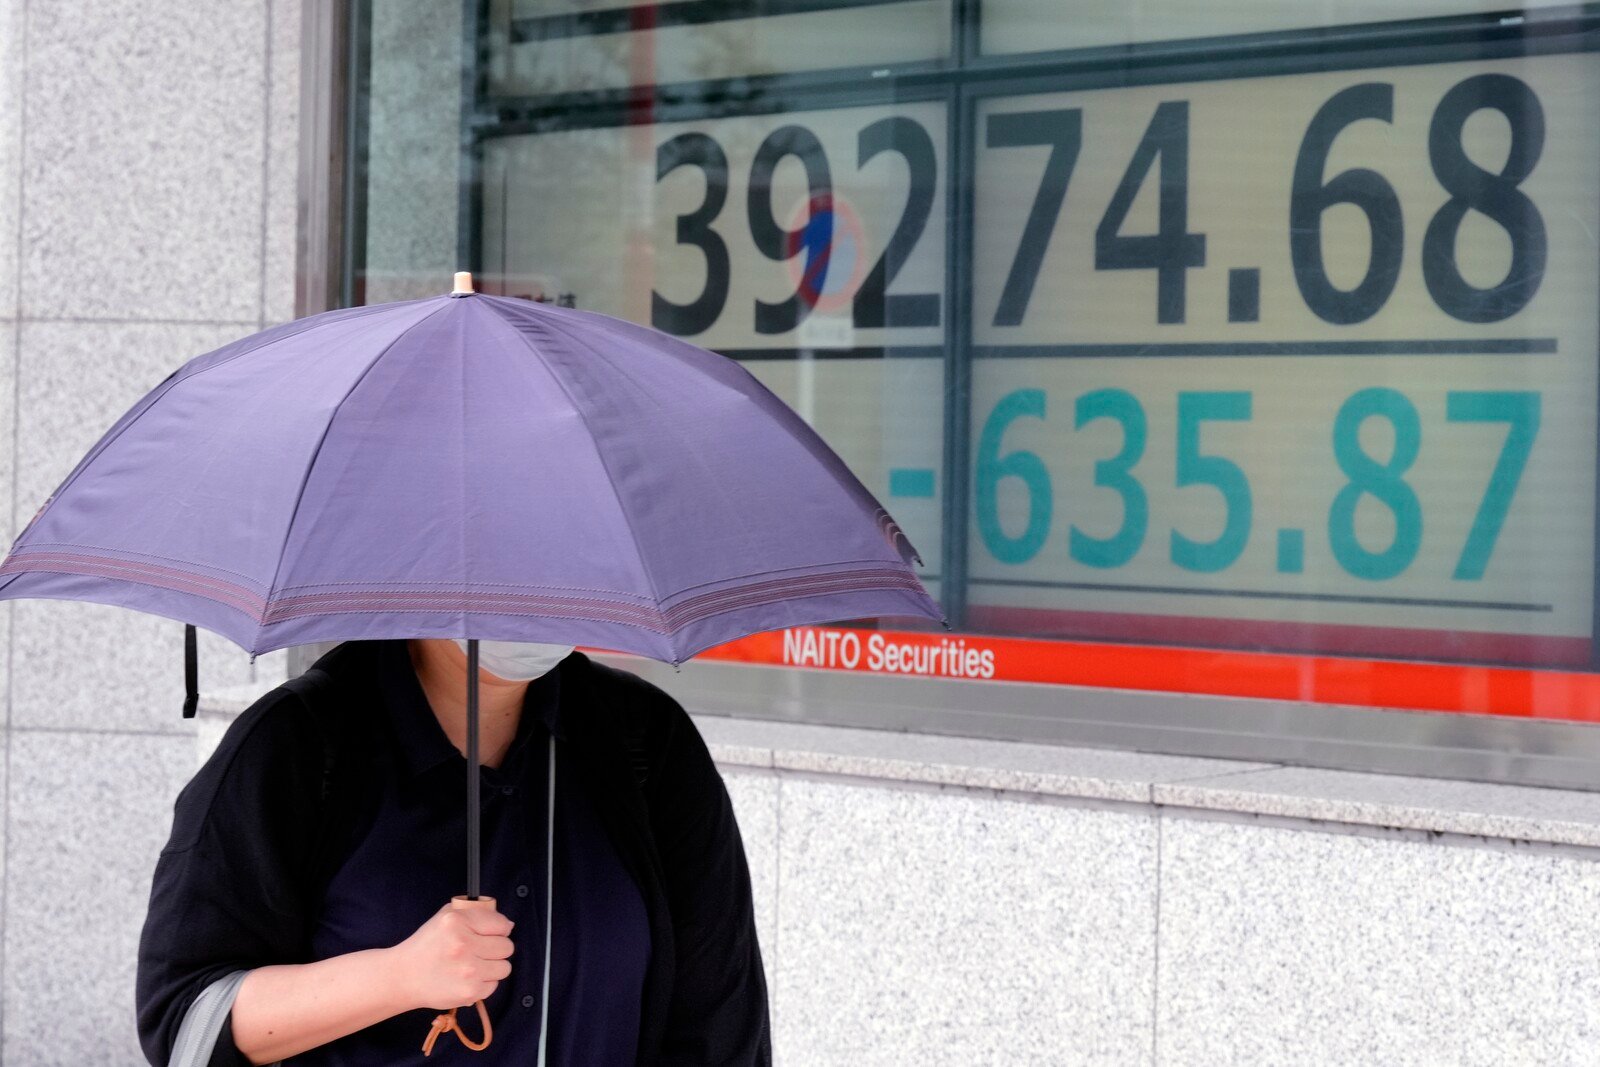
xmin=345 ymin=1 xmax=1600 ymax=749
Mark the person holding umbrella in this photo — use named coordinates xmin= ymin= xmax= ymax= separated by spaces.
xmin=0 ymin=273 xmax=943 ymax=1065
xmin=136 ymin=633 xmax=768 ymax=1065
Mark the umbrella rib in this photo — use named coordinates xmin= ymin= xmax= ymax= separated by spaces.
xmin=475 ymin=299 xmax=676 ymax=656
xmin=252 ymin=301 xmax=455 ymax=647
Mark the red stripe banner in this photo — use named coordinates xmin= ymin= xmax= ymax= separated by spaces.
xmin=666 ymin=625 xmax=1600 ymax=723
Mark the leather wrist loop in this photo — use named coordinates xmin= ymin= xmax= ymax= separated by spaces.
xmin=422 ymin=998 xmax=492 ymax=1056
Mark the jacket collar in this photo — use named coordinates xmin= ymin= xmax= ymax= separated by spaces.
xmin=374 ymin=638 xmax=568 ymax=782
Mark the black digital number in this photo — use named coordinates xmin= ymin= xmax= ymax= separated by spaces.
xmin=1094 ymin=101 xmax=1206 ymax=325
xmin=986 ymin=108 xmax=1082 ymax=328
xmin=854 ymin=117 xmax=941 ymax=329
xmin=748 ymin=126 xmax=833 ymax=335
xmin=652 ymin=133 xmax=730 ymax=337
xmin=1423 ymin=73 xmax=1547 ymax=323
xmin=1289 ymin=83 xmax=1404 ymax=325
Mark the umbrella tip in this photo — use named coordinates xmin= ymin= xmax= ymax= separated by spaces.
xmin=452 ymin=271 xmax=475 ymax=297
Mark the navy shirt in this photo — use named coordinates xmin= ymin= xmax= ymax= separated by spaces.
xmin=286 ymin=640 xmax=651 ymax=1065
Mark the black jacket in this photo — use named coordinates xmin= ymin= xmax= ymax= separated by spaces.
xmin=135 ymin=640 xmax=772 ymax=1066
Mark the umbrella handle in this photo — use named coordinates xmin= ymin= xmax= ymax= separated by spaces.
xmin=420 ymin=895 xmax=498 ymax=1056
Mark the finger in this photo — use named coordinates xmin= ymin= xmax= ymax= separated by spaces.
xmin=474 ymin=935 xmax=514 ymax=960
xmin=463 ymin=910 xmax=515 ymax=936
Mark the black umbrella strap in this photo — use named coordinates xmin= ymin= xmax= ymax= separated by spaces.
xmin=182 ymin=624 xmax=199 ymax=718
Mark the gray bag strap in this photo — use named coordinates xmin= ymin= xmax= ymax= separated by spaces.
xmin=169 ymin=968 xmax=280 ymax=1067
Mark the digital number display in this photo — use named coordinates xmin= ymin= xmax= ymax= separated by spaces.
xmin=485 ymin=100 xmax=947 ymax=351
xmin=481 ymin=48 xmax=1600 ymax=669
xmin=968 ymin=54 xmax=1598 ymax=665
xmin=647 ymin=103 xmax=948 ymax=350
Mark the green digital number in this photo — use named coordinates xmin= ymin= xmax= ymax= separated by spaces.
xmin=1171 ymin=392 xmax=1252 ymax=573
xmin=1448 ymin=391 xmax=1540 ymax=580
xmin=1070 ymin=389 xmax=1147 ymax=568
xmin=1328 ymin=388 xmax=1422 ymax=580
xmin=976 ymin=389 xmax=1052 ymax=564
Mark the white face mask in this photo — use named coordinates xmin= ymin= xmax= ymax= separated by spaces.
xmin=451 ymin=639 xmax=574 ymax=681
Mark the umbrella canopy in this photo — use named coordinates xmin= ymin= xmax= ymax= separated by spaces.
xmin=0 ymin=279 xmax=943 ymax=661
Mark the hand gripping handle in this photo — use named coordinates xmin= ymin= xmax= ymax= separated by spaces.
xmin=421 ymin=895 xmax=497 ymax=1056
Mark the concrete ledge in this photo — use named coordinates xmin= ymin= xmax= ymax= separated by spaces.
xmin=197 ymin=685 xmax=1600 ymax=853
xmin=691 ymin=713 xmax=1270 ymax=802
xmin=1153 ymin=764 xmax=1600 ymax=850
xmin=692 ymin=715 xmax=1600 ymax=852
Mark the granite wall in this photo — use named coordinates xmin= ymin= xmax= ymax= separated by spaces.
xmin=0 ymin=1 xmax=299 ymax=1061
xmin=702 ymin=719 xmax=1600 ymax=1066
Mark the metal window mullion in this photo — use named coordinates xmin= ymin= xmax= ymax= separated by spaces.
xmin=458 ymin=0 xmax=493 ymax=276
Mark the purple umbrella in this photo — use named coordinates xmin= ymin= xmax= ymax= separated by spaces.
xmin=0 ymin=270 xmax=942 ymax=1048
xmin=1 ymin=273 xmax=940 ymax=658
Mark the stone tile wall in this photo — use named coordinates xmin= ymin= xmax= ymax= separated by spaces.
xmin=714 ymin=747 xmax=1600 ymax=1067
xmin=0 ymin=2 xmax=300 ymax=1061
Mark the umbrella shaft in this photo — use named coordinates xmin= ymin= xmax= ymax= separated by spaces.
xmin=466 ymin=639 xmax=480 ymax=900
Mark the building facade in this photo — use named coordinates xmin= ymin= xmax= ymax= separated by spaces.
xmin=4 ymin=1 xmax=1600 ymax=1063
